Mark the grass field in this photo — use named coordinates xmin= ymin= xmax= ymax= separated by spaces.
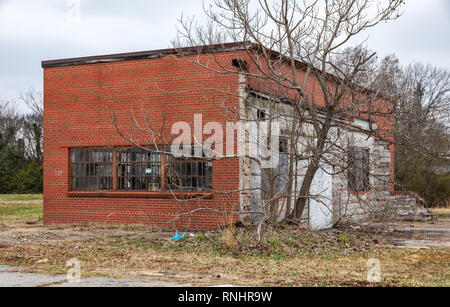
xmin=0 ymin=194 xmax=43 ymax=202
xmin=1 ymin=235 xmax=448 ymax=287
xmin=431 ymin=208 xmax=450 ymax=218
xmin=0 ymin=194 xmax=43 ymax=225
xmin=0 ymin=195 xmax=448 ymax=287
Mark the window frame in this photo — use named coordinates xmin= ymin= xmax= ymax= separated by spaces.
xmin=70 ymin=147 xmax=114 ymax=191
xmin=165 ymin=147 xmax=213 ymax=192
xmin=68 ymin=146 xmax=213 ymax=197
xmin=116 ymin=146 xmax=163 ymax=192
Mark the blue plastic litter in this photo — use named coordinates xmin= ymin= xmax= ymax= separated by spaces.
xmin=172 ymin=230 xmax=186 ymax=241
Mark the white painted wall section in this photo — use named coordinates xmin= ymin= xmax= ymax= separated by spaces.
xmin=309 ymin=166 xmax=333 ymax=230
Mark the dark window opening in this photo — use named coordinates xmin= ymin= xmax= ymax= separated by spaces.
xmin=70 ymin=146 xmax=212 ymax=193
xmin=71 ymin=148 xmax=113 ymax=191
xmin=348 ymin=146 xmax=370 ymax=192
xmin=116 ymin=147 xmax=161 ymax=191
xmin=257 ymin=109 xmax=267 ymax=121
xmin=279 ymin=136 xmax=289 ymax=154
xmin=165 ymin=147 xmax=213 ymax=192
xmin=231 ymin=59 xmax=248 ymax=71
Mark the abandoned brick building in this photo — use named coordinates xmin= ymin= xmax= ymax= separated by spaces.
xmin=42 ymin=43 xmax=425 ymax=230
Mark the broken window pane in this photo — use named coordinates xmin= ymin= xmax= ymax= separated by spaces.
xmin=165 ymin=146 xmax=213 ymax=192
xmin=116 ymin=147 xmax=161 ymax=191
xmin=70 ymin=148 xmax=114 ymax=191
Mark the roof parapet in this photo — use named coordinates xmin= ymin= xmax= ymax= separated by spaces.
xmin=41 ymin=42 xmax=251 ymax=69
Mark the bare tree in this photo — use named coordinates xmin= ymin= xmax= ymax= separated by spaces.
xmin=20 ymin=90 xmax=43 ymax=118
xmin=394 ymin=63 xmax=449 ymax=156
xmin=0 ymin=100 xmax=22 ymax=150
xmin=20 ymin=90 xmax=44 ymax=163
xmin=173 ymin=0 xmax=404 ymax=222
xmin=378 ymin=60 xmax=450 ymax=205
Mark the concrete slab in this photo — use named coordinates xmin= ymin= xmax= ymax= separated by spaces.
xmin=0 ymin=265 xmax=19 ymax=272
xmin=0 ymin=267 xmax=193 ymax=287
xmin=0 ymin=272 xmax=66 ymax=287
xmin=380 ymin=220 xmax=450 ymax=249
xmin=53 ymin=277 xmax=191 ymax=287
xmin=393 ymin=239 xmax=450 ymax=249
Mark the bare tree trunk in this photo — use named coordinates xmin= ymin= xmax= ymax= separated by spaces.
xmin=290 ymin=120 xmax=332 ymax=220
xmin=172 ymin=0 xmax=405 ymax=227
xmin=292 ymin=163 xmax=319 ymax=220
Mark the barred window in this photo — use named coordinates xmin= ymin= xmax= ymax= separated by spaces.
xmin=117 ymin=147 xmax=162 ymax=191
xmin=70 ymin=146 xmax=212 ymax=193
xmin=165 ymin=147 xmax=213 ymax=192
xmin=71 ymin=148 xmax=113 ymax=191
xmin=348 ymin=146 xmax=370 ymax=192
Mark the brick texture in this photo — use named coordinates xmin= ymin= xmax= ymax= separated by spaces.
xmin=43 ymin=52 xmax=245 ymax=229
xmin=43 ymin=47 xmax=395 ymax=229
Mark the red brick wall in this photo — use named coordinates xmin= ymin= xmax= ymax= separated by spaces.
xmin=43 ymin=52 xmax=244 ymax=229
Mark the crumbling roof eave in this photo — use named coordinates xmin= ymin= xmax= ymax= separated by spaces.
xmin=41 ymin=42 xmax=252 ymax=69
xmin=41 ymin=41 xmax=393 ymax=104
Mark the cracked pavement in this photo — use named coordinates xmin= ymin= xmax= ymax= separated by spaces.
xmin=0 ymin=265 xmax=192 ymax=287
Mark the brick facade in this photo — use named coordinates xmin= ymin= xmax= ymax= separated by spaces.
xmin=43 ymin=43 xmax=397 ymax=229
xmin=43 ymin=50 xmax=244 ymax=229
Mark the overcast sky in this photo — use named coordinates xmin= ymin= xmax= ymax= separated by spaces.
xmin=1 ymin=0 xmax=449 ymax=110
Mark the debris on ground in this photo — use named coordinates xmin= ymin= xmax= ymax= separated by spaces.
xmin=172 ymin=231 xmax=186 ymax=241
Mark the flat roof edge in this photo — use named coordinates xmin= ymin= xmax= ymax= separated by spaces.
xmin=41 ymin=42 xmax=249 ymax=69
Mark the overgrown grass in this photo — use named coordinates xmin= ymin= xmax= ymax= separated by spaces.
xmin=0 ymin=194 xmax=43 ymax=202
xmin=1 ymin=233 xmax=448 ymax=287
xmin=0 ymin=203 xmax=43 ymax=224
xmin=0 ymin=202 xmax=448 ymax=286
xmin=431 ymin=208 xmax=450 ymax=218
xmin=0 ymin=195 xmax=43 ymax=225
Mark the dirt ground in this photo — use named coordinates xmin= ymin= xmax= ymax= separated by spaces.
xmin=0 ymin=199 xmax=449 ymax=287
xmin=1 ymin=204 xmax=448 ymax=249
